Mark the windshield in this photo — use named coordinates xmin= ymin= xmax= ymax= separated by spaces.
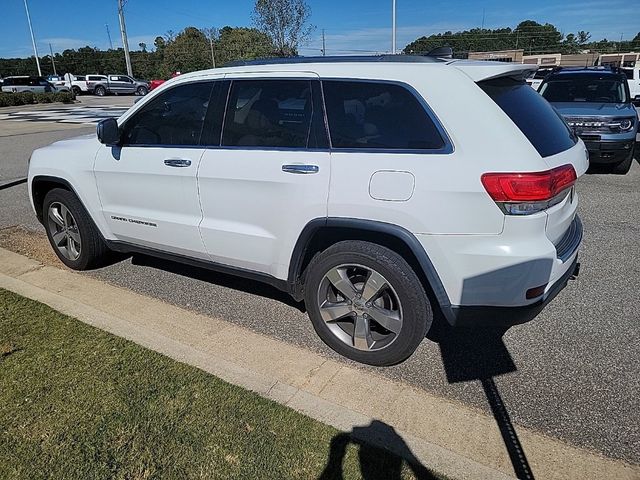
xmin=540 ymin=75 xmax=628 ymax=103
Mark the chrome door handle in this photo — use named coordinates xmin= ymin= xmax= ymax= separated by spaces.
xmin=164 ymin=158 xmax=192 ymax=167
xmin=282 ymin=164 xmax=319 ymax=174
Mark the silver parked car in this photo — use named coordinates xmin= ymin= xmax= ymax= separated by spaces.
xmin=1 ymin=76 xmax=69 ymax=93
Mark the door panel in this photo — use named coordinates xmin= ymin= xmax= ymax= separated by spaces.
xmin=198 ymin=149 xmax=329 ymax=277
xmin=94 ymin=80 xmax=217 ymax=259
xmin=94 ymin=146 xmax=208 ymax=258
xmin=197 ymin=75 xmax=330 ymax=279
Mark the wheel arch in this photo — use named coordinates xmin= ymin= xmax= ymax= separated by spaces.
xmin=31 ymin=176 xmax=76 ymax=223
xmin=288 ymin=218 xmax=454 ymax=323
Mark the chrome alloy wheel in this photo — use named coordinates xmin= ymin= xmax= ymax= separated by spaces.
xmin=47 ymin=202 xmax=81 ymax=261
xmin=316 ymin=264 xmax=403 ymax=351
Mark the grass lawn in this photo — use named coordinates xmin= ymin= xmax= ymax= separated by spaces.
xmin=0 ymin=288 xmax=442 ymax=480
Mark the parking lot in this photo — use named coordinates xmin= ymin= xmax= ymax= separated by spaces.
xmin=0 ymin=100 xmax=638 ymax=467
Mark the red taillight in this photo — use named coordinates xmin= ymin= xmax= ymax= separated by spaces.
xmin=481 ymin=165 xmax=577 ymax=202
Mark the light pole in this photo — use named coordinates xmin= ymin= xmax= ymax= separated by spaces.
xmin=392 ymin=0 xmax=397 ymax=54
xmin=49 ymin=43 xmax=57 ymax=75
xmin=117 ymin=0 xmax=133 ymax=76
xmin=23 ymin=0 xmax=42 ymax=76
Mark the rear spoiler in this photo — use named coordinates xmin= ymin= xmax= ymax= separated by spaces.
xmin=447 ymin=60 xmax=538 ymax=82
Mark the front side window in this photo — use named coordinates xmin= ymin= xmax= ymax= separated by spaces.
xmin=539 ymin=74 xmax=629 ymax=103
xmin=222 ymin=79 xmax=315 ymax=148
xmin=121 ymin=81 xmax=213 ymax=146
xmin=322 ymin=80 xmax=446 ymax=150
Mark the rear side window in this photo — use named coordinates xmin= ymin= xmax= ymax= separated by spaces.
xmin=121 ymin=81 xmax=213 ymax=146
xmin=322 ymin=80 xmax=445 ymax=150
xmin=479 ymin=77 xmax=577 ymax=158
xmin=222 ymin=79 xmax=323 ymax=149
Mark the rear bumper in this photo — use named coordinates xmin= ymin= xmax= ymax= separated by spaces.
xmin=417 ymin=212 xmax=583 ymax=328
xmin=449 ymin=255 xmax=579 ymax=327
xmin=584 ymin=139 xmax=635 ymax=164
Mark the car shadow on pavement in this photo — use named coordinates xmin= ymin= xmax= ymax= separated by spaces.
xmin=129 ymin=253 xmax=306 ymax=311
xmin=436 ymin=325 xmax=536 ymax=480
xmin=319 ymin=420 xmax=438 ymax=480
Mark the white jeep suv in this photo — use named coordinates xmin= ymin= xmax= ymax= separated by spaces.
xmin=28 ymin=55 xmax=588 ymax=366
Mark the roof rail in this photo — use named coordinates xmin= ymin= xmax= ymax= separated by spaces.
xmin=550 ymin=65 xmax=625 ymax=75
xmin=224 ymin=49 xmax=453 ymax=68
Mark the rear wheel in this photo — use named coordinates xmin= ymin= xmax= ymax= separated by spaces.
xmin=43 ymin=189 xmax=108 ymax=270
xmin=304 ymin=241 xmax=432 ymax=366
xmin=94 ymin=85 xmax=106 ymax=96
xmin=72 ymin=86 xmax=81 ymax=96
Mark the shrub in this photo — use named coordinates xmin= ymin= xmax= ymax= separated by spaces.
xmin=0 ymin=91 xmax=75 ymax=107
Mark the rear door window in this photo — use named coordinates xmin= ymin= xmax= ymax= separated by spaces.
xmin=322 ymin=80 xmax=446 ymax=150
xmin=479 ymin=77 xmax=577 ymax=158
xmin=222 ymin=79 xmax=325 ymax=149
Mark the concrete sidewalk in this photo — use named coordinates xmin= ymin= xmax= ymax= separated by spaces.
xmin=0 ymin=247 xmax=636 ymax=480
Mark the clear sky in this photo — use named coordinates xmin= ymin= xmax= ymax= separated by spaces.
xmin=1 ymin=0 xmax=637 ymax=58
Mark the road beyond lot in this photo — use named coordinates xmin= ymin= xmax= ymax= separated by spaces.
xmin=0 ymin=104 xmax=639 ymax=468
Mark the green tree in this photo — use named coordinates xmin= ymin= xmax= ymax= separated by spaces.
xmin=215 ymin=26 xmax=275 ymax=65
xmin=161 ymin=27 xmax=211 ymax=74
xmin=252 ymin=0 xmax=314 ymax=56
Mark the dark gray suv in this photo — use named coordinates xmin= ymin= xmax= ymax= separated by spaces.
xmin=540 ymin=67 xmax=638 ymax=174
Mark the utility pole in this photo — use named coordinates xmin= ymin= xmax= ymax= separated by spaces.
xmin=23 ymin=0 xmax=42 ymax=76
xmin=49 ymin=43 xmax=57 ymax=75
xmin=392 ymin=0 xmax=397 ymax=54
xmin=117 ymin=0 xmax=133 ymax=76
xmin=322 ymin=29 xmax=326 ymax=56
xmin=106 ymin=23 xmax=114 ymax=50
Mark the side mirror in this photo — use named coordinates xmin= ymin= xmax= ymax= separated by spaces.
xmin=97 ymin=118 xmax=120 ymax=145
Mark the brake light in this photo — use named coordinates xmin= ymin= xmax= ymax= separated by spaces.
xmin=481 ymin=164 xmax=577 ymax=215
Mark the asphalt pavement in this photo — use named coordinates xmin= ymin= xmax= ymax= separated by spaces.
xmin=0 ymin=101 xmax=638 ymax=466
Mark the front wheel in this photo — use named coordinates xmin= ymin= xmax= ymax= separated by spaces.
xmin=610 ymin=150 xmax=633 ymax=175
xmin=43 ymin=188 xmax=108 ymax=270
xmin=136 ymin=86 xmax=148 ymax=96
xmin=304 ymin=241 xmax=432 ymax=366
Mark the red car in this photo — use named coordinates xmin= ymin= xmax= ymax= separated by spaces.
xmin=149 ymin=71 xmax=181 ymax=91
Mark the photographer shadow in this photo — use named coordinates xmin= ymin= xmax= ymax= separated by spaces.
xmin=319 ymin=420 xmax=438 ymax=480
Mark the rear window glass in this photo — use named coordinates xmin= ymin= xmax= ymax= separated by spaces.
xmin=479 ymin=77 xmax=577 ymax=158
xmin=323 ymin=80 xmax=445 ymax=150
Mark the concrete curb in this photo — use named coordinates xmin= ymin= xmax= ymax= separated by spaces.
xmin=0 ymin=247 xmax=637 ymax=480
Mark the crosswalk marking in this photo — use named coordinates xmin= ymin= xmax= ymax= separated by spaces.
xmin=0 ymin=105 xmax=129 ymax=125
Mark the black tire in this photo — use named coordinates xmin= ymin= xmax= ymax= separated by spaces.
xmin=304 ymin=240 xmax=432 ymax=366
xmin=610 ymin=150 xmax=633 ymax=175
xmin=43 ymin=188 xmax=108 ymax=270
xmin=94 ymin=85 xmax=106 ymax=96
xmin=136 ymin=86 xmax=148 ymax=96
xmin=72 ymin=86 xmax=81 ymax=96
